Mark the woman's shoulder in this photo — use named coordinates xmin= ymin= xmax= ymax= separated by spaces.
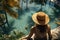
xmin=31 ymin=24 xmax=36 ymax=30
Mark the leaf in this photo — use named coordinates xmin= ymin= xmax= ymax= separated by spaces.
xmin=4 ymin=5 xmax=18 ymax=19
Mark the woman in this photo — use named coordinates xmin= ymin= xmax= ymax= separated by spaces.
xmin=21 ymin=12 xmax=52 ymax=40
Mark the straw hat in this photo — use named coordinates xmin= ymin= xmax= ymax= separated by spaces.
xmin=32 ymin=12 xmax=50 ymax=25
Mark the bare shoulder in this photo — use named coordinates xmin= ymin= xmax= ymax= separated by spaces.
xmin=31 ymin=25 xmax=36 ymax=31
xmin=47 ymin=24 xmax=50 ymax=27
xmin=47 ymin=24 xmax=51 ymax=31
xmin=47 ymin=24 xmax=50 ymax=28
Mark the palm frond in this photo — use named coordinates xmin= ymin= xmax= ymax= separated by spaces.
xmin=2 ymin=0 xmax=20 ymax=19
xmin=5 ymin=8 xmax=18 ymax=18
xmin=4 ymin=4 xmax=18 ymax=18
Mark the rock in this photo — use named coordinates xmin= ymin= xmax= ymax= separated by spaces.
xmin=51 ymin=26 xmax=60 ymax=40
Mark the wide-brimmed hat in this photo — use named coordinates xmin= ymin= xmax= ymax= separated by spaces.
xmin=32 ymin=12 xmax=50 ymax=25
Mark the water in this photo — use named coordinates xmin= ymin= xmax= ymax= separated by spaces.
xmin=7 ymin=0 xmax=60 ymax=34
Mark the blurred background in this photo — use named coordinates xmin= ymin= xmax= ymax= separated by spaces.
xmin=0 ymin=0 xmax=60 ymax=40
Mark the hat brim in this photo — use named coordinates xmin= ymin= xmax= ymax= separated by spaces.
xmin=32 ymin=12 xmax=50 ymax=25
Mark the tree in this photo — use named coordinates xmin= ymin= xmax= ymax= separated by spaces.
xmin=2 ymin=0 xmax=20 ymax=18
xmin=0 ymin=0 xmax=20 ymax=34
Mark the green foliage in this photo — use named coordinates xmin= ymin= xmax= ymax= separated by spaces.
xmin=0 ymin=31 xmax=25 ymax=40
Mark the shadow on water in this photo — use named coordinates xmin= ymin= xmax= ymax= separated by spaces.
xmin=54 ymin=4 xmax=60 ymax=18
xmin=1 ymin=20 xmax=15 ymax=34
xmin=18 ymin=8 xmax=30 ymax=19
xmin=18 ymin=9 xmax=24 ymax=19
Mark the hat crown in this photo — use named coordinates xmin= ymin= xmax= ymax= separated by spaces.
xmin=37 ymin=12 xmax=45 ymax=16
xmin=32 ymin=12 xmax=50 ymax=25
xmin=37 ymin=13 xmax=46 ymax=18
